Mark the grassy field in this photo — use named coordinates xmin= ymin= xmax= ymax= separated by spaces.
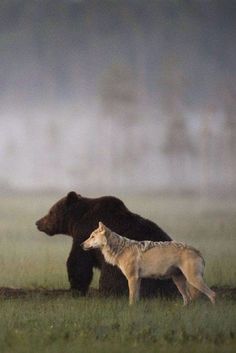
xmin=0 ymin=193 xmax=235 ymax=353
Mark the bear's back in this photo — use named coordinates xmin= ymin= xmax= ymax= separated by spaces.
xmin=78 ymin=195 xmax=171 ymax=242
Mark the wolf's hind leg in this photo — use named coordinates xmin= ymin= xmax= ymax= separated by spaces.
xmin=180 ymin=261 xmax=216 ymax=304
xmin=187 ymin=283 xmax=201 ymax=301
xmin=181 ymin=258 xmax=216 ymax=304
xmin=185 ymin=275 xmax=216 ymax=304
xmin=172 ymin=274 xmax=191 ymax=306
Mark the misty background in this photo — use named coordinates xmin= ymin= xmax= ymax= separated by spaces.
xmin=0 ymin=0 xmax=236 ymax=196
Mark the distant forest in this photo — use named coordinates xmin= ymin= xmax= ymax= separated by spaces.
xmin=0 ymin=0 xmax=235 ymax=113
xmin=0 ymin=1 xmax=236 ymax=193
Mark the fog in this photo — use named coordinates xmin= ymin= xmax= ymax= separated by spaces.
xmin=0 ymin=0 xmax=236 ymax=195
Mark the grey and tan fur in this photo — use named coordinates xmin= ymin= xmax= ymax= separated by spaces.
xmin=81 ymin=222 xmax=216 ymax=305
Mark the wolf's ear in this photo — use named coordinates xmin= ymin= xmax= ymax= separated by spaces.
xmin=66 ymin=191 xmax=78 ymax=204
xmin=99 ymin=221 xmax=105 ymax=231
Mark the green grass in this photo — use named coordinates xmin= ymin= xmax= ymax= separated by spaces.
xmin=0 ymin=194 xmax=236 ymax=353
xmin=0 ymin=297 xmax=235 ymax=353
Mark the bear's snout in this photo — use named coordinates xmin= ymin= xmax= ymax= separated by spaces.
xmin=35 ymin=218 xmax=43 ymax=230
xmin=35 ymin=218 xmax=47 ymax=231
xmin=35 ymin=217 xmax=56 ymax=236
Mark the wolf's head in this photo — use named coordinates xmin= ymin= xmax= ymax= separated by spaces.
xmin=81 ymin=222 xmax=108 ymax=250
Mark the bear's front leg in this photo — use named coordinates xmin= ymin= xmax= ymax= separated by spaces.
xmin=99 ymin=263 xmax=128 ymax=296
xmin=67 ymin=240 xmax=94 ymax=295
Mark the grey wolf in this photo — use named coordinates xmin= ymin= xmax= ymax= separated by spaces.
xmin=82 ymin=222 xmax=216 ymax=305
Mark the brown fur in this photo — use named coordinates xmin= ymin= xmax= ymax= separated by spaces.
xmin=35 ymin=191 xmax=176 ymax=297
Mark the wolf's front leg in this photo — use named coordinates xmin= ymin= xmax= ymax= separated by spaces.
xmin=128 ymin=277 xmax=141 ymax=305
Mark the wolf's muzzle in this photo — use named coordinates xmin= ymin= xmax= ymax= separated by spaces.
xmin=81 ymin=242 xmax=90 ymax=250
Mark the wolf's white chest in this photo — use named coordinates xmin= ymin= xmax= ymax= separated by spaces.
xmin=102 ymin=249 xmax=117 ymax=266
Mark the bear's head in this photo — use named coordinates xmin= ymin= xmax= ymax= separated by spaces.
xmin=35 ymin=191 xmax=83 ymax=236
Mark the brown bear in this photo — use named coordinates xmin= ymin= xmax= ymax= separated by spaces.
xmin=35 ymin=191 xmax=176 ymax=297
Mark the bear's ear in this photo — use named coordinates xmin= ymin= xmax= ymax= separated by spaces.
xmin=66 ymin=191 xmax=78 ymax=205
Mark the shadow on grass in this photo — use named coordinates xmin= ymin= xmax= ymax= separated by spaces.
xmin=0 ymin=286 xmax=236 ymax=300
